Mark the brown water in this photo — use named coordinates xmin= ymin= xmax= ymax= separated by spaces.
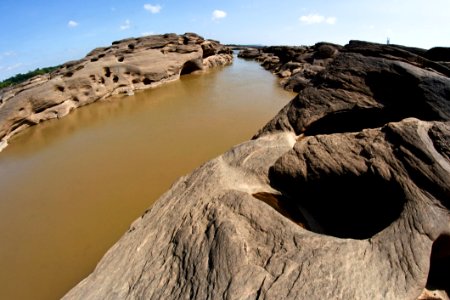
xmin=0 ymin=56 xmax=295 ymax=300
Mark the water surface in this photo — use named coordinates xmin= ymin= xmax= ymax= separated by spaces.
xmin=0 ymin=56 xmax=295 ymax=299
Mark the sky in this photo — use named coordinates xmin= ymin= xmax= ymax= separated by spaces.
xmin=1 ymin=0 xmax=450 ymax=80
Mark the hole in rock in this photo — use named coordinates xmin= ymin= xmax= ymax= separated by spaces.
xmin=426 ymin=234 xmax=450 ymax=295
xmin=132 ymin=79 xmax=140 ymax=84
xmin=304 ymin=68 xmax=448 ymax=136
xmin=90 ymin=57 xmax=98 ymax=62
xmin=55 ymin=85 xmax=65 ymax=92
xmin=104 ymin=67 xmax=111 ymax=78
xmin=180 ymin=60 xmax=202 ymax=75
xmin=304 ymin=108 xmax=407 ymax=136
xmin=118 ymin=56 xmax=124 ymax=62
xmin=143 ymin=78 xmax=152 ymax=85
xmin=64 ymin=71 xmax=73 ymax=78
xmin=253 ymin=192 xmax=309 ymax=228
xmin=98 ymin=54 xmax=105 ymax=58
xmin=128 ymin=44 xmax=135 ymax=50
xmin=365 ymin=70 xmax=439 ymax=120
xmin=113 ymin=75 xmax=119 ymax=83
xmin=269 ymin=171 xmax=406 ymax=239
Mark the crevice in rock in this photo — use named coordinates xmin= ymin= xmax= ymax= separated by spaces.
xmin=118 ymin=56 xmax=125 ymax=62
xmin=113 ymin=75 xmax=119 ymax=83
xmin=268 ymin=169 xmax=406 ymax=239
xmin=426 ymin=234 xmax=450 ymax=296
xmin=365 ymin=70 xmax=441 ymax=120
xmin=303 ymin=67 xmax=448 ymax=136
xmin=180 ymin=60 xmax=202 ymax=75
xmin=303 ymin=107 xmax=406 ymax=136
xmin=253 ymin=192 xmax=309 ymax=228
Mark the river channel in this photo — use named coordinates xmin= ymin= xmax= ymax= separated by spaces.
xmin=0 ymin=55 xmax=295 ymax=299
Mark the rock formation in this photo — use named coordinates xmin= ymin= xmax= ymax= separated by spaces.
xmin=62 ymin=40 xmax=449 ymax=299
xmin=0 ymin=33 xmax=233 ymax=152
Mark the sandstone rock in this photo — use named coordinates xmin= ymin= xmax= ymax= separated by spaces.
xmin=425 ymin=47 xmax=450 ymax=62
xmin=64 ymin=41 xmax=450 ymax=299
xmin=0 ymin=33 xmax=233 ymax=152
xmin=237 ymin=48 xmax=262 ymax=59
xmin=239 ymin=43 xmax=341 ymax=93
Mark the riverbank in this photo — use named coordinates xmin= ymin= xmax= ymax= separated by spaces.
xmin=0 ymin=33 xmax=232 ymax=152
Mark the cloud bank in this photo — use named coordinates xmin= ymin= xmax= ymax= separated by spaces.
xmin=299 ymin=14 xmax=336 ymax=25
xmin=212 ymin=10 xmax=227 ymax=20
xmin=144 ymin=4 xmax=162 ymax=14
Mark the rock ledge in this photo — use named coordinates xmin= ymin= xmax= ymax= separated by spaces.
xmin=0 ymin=33 xmax=233 ymax=151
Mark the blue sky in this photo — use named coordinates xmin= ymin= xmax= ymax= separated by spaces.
xmin=1 ymin=0 xmax=450 ymax=80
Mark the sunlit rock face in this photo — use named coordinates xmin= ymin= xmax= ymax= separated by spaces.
xmin=63 ymin=41 xmax=450 ymax=299
xmin=0 ymin=33 xmax=233 ymax=151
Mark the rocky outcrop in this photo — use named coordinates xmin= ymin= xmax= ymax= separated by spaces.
xmin=238 ymin=43 xmax=342 ymax=93
xmin=64 ymin=41 xmax=450 ymax=299
xmin=0 ymin=33 xmax=232 ymax=151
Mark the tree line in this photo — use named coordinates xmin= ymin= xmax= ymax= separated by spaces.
xmin=0 ymin=66 xmax=60 ymax=89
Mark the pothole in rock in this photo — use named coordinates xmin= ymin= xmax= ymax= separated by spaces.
xmin=425 ymin=234 xmax=450 ymax=296
xmin=252 ymin=192 xmax=309 ymax=228
xmin=303 ymin=107 xmax=407 ymax=136
xmin=268 ymin=170 xmax=406 ymax=239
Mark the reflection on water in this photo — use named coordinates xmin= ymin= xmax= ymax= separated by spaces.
xmin=0 ymin=56 xmax=295 ymax=300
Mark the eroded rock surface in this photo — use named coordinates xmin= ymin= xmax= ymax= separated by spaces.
xmin=64 ymin=41 xmax=450 ymax=299
xmin=0 ymin=33 xmax=232 ymax=151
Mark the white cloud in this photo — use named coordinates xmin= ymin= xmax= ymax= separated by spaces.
xmin=120 ymin=19 xmax=131 ymax=30
xmin=299 ymin=14 xmax=336 ymax=25
xmin=325 ymin=17 xmax=337 ymax=25
xmin=144 ymin=4 xmax=162 ymax=14
xmin=68 ymin=20 xmax=78 ymax=28
xmin=212 ymin=10 xmax=227 ymax=20
xmin=141 ymin=32 xmax=154 ymax=36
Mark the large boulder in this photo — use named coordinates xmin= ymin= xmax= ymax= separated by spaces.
xmin=64 ymin=41 xmax=450 ymax=299
xmin=0 ymin=33 xmax=233 ymax=152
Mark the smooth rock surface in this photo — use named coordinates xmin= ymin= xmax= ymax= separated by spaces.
xmin=64 ymin=41 xmax=450 ymax=299
xmin=0 ymin=33 xmax=232 ymax=151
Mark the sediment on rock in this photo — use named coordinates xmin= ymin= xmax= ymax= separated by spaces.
xmin=0 ymin=33 xmax=233 ymax=152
